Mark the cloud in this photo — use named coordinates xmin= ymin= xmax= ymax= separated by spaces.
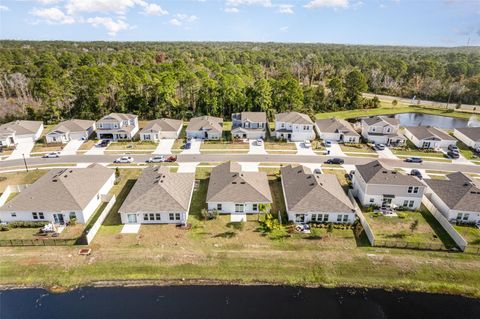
xmin=35 ymin=0 xmax=64 ymax=4
xmin=30 ymin=7 xmax=75 ymax=24
xmin=65 ymin=0 xmax=147 ymax=15
xmin=142 ymin=3 xmax=168 ymax=16
xmin=277 ymin=4 xmax=294 ymax=14
xmin=280 ymin=26 xmax=288 ymax=32
xmin=0 ymin=5 xmax=9 ymax=12
xmin=226 ymin=0 xmax=272 ymax=7
xmin=169 ymin=14 xmax=198 ymax=27
xmin=86 ymin=16 xmax=131 ymax=36
xmin=225 ymin=7 xmax=240 ymax=13
xmin=304 ymin=0 xmax=349 ymax=9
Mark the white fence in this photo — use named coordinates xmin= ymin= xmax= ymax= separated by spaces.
xmin=85 ymin=194 xmax=116 ymax=245
xmin=0 ymin=184 xmax=30 ymax=207
xmin=348 ymin=190 xmax=375 ymax=246
xmin=422 ymin=195 xmax=467 ymax=252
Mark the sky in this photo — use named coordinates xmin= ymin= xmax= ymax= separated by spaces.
xmin=0 ymin=0 xmax=479 ymax=46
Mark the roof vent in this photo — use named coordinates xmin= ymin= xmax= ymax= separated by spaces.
xmin=392 ymin=171 xmax=397 ymax=174
xmin=382 ymin=171 xmax=387 ymax=174
xmin=232 ymin=182 xmax=237 ymax=184
xmin=297 ymin=170 xmax=302 ymax=173
xmin=307 ymin=176 xmax=312 ymax=179
xmin=52 ymin=179 xmax=57 ymax=182
xmin=310 ymin=183 xmax=315 ymax=187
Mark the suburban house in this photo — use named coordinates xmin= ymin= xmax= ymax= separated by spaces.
xmin=139 ymin=118 xmax=183 ymax=142
xmin=0 ymin=120 xmax=44 ymax=148
xmin=281 ymin=165 xmax=356 ymax=224
xmin=186 ymin=116 xmax=223 ymax=140
xmin=45 ymin=119 xmax=96 ymax=144
xmin=454 ymin=127 xmax=480 ymax=151
xmin=231 ymin=112 xmax=267 ymax=139
xmin=361 ymin=116 xmax=405 ymax=145
xmin=119 ymin=166 xmax=195 ymax=225
xmin=315 ymin=118 xmax=360 ymax=143
xmin=403 ymin=126 xmax=456 ymax=149
xmin=96 ymin=113 xmax=139 ymax=140
xmin=0 ymin=164 xmax=114 ymax=225
xmin=274 ymin=112 xmax=315 ymax=142
xmin=352 ymin=160 xmax=425 ymax=209
xmin=425 ymin=172 xmax=480 ymax=224
xmin=206 ymin=162 xmax=272 ymax=218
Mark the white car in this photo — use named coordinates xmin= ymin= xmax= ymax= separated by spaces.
xmin=303 ymin=140 xmax=312 ymax=148
xmin=114 ymin=156 xmax=134 ymax=164
xmin=42 ymin=152 xmax=60 ymax=158
xmin=256 ymin=139 xmax=263 ymax=146
xmin=146 ymin=155 xmax=165 ymax=163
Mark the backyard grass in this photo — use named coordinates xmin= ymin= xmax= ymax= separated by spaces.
xmin=454 ymin=225 xmax=480 ymax=252
xmin=456 ymin=140 xmax=477 ymax=160
xmin=107 ymin=141 xmax=157 ymax=151
xmin=201 ymin=142 xmax=249 ymax=150
xmin=0 ymin=170 xmax=47 ymax=193
xmin=0 ymin=223 xmax=84 ymax=241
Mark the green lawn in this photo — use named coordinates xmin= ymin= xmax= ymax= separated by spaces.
xmin=107 ymin=141 xmax=157 ymax=151
xmin=454 ymin=225 xmax=480 ymax=252
xmin=456 ymin=140 xmax=477 ymax=160
xmin=340 ymin=143 xmax=375 ymax=153
xmin=0 ymin=170 xmax=47 ymax=193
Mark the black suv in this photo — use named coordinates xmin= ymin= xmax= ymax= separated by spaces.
xmin=325 ymin=158 xmax=344 ymax=165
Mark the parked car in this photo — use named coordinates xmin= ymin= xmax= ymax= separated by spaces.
xmin=146 ymin=155 xmax=165 ymax=163
xmin=256 ymin=139 xmax=263 ymax=146
xmin=98 ymin=140 xmax=110 ymax=147
xmin=324 ymin=140 xmax=332 ymax=147
xmin=405 ymin=157 xmax=423 ymax=163
xmin=303 ymin=140 xmax=312 ymax=148
xmin=42 ymin=152 xmax=60 ymax=158
xmin=313 ymin=168 xmax=321 ymax=174
xmin=447 ymin=151 xmax=460 ymax=159
xmin=325 ymin=158 xmax=344 ymax=165
xmin=165 ymin=155 xmax=177 ymax=162
xmin=114 ymin=156 xmax=134 ymax=163
xmin=375 ymin=143 xmax=386 ymax=150
xmin=410 ymin=169 xmax=423 ymax=179
xmin=448 ymin=144 xmax=459 ymax=152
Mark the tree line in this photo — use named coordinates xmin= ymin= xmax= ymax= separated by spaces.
xmin=0 ymin=41 xmax=478 ymax=123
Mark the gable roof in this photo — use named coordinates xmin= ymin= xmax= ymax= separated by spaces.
xmin=119 ymin=166 xmax=194 ymax=213
xmin=206 ymin=162 xmax=272 ymax=203
xmin=98 ymin=113 xmax=137 ymax=122
xmin=0 ymin=164 xmax=113 ymax=212
xmin=275 ymin=112 xmax=313 ymax=125
xmin=237 ymin=112 xmax=267 ymax=123
xmin=47 ymin=119 xmax=95 ymax=135
xmin=425 ymin=172 xmax=480 ymax=212
xmin=455 ymin=127 xmax=480 ymax=142
xmin=281 ymin=165 xmax=354 ymax=213
xmin=186 ymin=116 xmax=223 ymax=133
xmin=356 ymin=160 xmax=424 ymax=186
xmin=315 ymin=118 xmax=359 ymax=136
xmin=140 ymin=118 xmax=183 ymax=134
xmin=362 ymin=116 xmax=400 ymax=127
xmin=0 ymin=120 xmax=43 ymax=137
xmin=405 ymin=126 xmax=453 ymax=141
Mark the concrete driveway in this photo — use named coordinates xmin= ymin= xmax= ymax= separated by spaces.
xmin=177 ymin=162 xmax=199 ymax=173
xmin=181 ymin=138 xmax=202 ymax=155
xmin=85 ymin=143 xmax=105 ymax=155
xmin=295 ymin=142 xmax=316 ymax=156
xmin=8 ymin=140 xmax=35 ymax=160
xmin=328 ymin=141 xmax=345 ymax=157
xmin=376 ymin=147 xmax=399 ymax=160
xmin=238 ymin=162 xmax=259 ymax=172
xmin=153 ymin=138 xmax=175 ymax=155
xmin=248 ymin=139 xmax=267 ymax=155
xmin=60 ymin=139 xmax=84 ymax=156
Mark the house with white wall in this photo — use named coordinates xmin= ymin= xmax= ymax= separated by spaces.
xmin=403 ymin=126 xmax=456 ymax=149
xmin=119 ymin=166 xmax=195 ymax=225
xmin=140 ymin=118 xmax=183 ymax=142
xmin=231 ymin=112 xmax=267 ymax=139
xmin=424 ymin=172 xmax=480 ymax=224
xmin=96 ymin=113 xmax=139 ymax=140
xmin=281 ymin=165 xmax=356 ymax=224
xmin=206 ymin=162 xmax=272 ymax=218
xmin=45 ymin=119 xmax=96 ymax=144
xmin=186 ymin=116 xmax=223 ymax=140
xmin=0 ymin=164 xmax=114 ymax=225
xmin=274 ymin=112 xmax=315 ymax=142
xmin=361 ymin=116 xmax=405 ymax=145
xmin=0 ymin=120 xmax=44 ymax=148
xmin=352 ymin=160 xmax=425 ymax=209
xmin=315 ymin=118 xmax=360 ymax=143
xmin=454 ymin=127 xmax=480 ymax=151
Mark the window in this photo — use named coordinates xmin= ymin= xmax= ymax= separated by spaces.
xmin=463 ymin=213 xmax=470 ymax=221
xmin=145 ymin=134 xmax=150 ymax=140
xmin=155 ymin=213 xmax=161 ymax=221
xmin=97 ymin=194 xmax=100 ymax=200
xmin=369 ymin=198 xmax=374 ymax=203
xmin=337 ymin=215 xmax=342 ymax=222
xmin=343 ymin=215 xmax=349 ymax=222
xmin=407 ymin=186 xmax=413 ymax=193
xmin=403 ymin=200 xmax=409 ymax=207
xmin=11 ymin=213 xmax=16 ymax=218
xmin=386 ymin=127 xmax=391 ymax=133
xmin=281 ymin=123 xmax=285 ymax=128
xmin=235 ymin=204 xmax=244 ymax=213
xmin=408 ymin=201 xmax=414 ymax=208
xmin=323 ymin=214 xmax=329 ymax=222
xmin=217 ymin=203 xmax=222 ymax=211
xmin=144 ymin=213 xmax=149 ymax=221
xmin=303 ymin=125 xmax=309 ymax=131
xmin=169 ymin=213 xmax=181 ymax=221
xmin=295 ymin=214 xmax=305 ymax=223
xmin=311 ymin=214 xmax=322 ymax=222
xmin=413 ymin=187 xmax=419 ymax=194
xmin=32 ymin=212 xmax=38 ymax=220
xmin=456 ymin=213 xmax=463 ymax=220
xmin=252 ymin=204 xmax=258 ymax=211
xmin=69 ymin=212 xmax=76 ymax=220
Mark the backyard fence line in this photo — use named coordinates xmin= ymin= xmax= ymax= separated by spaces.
xmin=373 ymin=240 xmax=452 ymax=252
xmin=84 ymin=194 xmax=116 ymax=245
xmin=0 ymin=238 xmax=77 ymax=247
xmin=348 ymin=189 xmax=375 ymax=246
xmin=422 ymin=194 xmax=468 ymax=252
xmin=0 ymin=184 xmax=30 ymax=207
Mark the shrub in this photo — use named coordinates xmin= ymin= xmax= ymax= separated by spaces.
xmin=8 ymin=221 xmax=49 ymax=228
xmin=0 ymin=225 xmax=10 ymax=231
xmin=68 ymin=218 xmax=77 ymax=226
xmin=200 ymin=209 xmax=218 ymax=220
xmin=397 ymin=213 xmax=407 ymax=219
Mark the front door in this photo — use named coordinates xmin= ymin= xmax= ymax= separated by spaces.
xmin=382 ymin=198 xmax=392 ymax=208
xmin=127 ymin=214 xmax=137 ymax=223
xmin=53 ymin=214 xmax=65 ymax=225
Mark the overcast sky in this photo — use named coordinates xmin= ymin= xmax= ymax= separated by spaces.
xmin=0 ymin=0 xmax=479 ymax=46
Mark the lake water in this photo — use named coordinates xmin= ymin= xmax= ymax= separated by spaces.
xmin=354 ymin=113 xmax=475 ymax=129
xmin=1 ymin=286 xmax=479 ymax=319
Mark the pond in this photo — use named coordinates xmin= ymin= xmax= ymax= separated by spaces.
xmin=354 ymin=112 xmax=476 ymax=129
xmin=1 ymin=286 xmax=479 ymax=319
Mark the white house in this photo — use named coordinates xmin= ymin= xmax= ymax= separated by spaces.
xmin=274 ymin=112 xmax=315 ymax=142
xmin=45 ymin=119 xmax=96 ymax=144
xmin=96 ymin=113 xmax=139 ymax=140
xmin=231 ymin=112 xmax=267 ymax=139
xmin=315 ymin=118 xmax=360 ymax=143
xmin=361 ymin=116 xmax=405 ymax=145
xmin=281 ymin=165 xmax=356 ymax=224
xmin=352 ymin=160 xmax=425 ymax=209
xmin=206 ymin=162 xmax=272 ymax=218
xmin=425 ymin=172 xmax=480 ymax=224
xmin=454 ymin=127 xmax=480 ymax=150
xmin=0 ymin=120 xmax=44 ymax=148
xmin=119 ymin=166 xmax=195 ymax=224
xmin=0 ymin=164 xmax=115 ymax=225
xmin=140 ymin=118 xmax=183 ymax=142
xmin=186 ymin=116 xmax=223 ymax=140
xmin=403 ymin=126 xmax=456 ymax=149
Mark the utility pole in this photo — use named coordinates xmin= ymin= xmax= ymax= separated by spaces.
xmin=22 ymin=153 xmax=29 ymax=172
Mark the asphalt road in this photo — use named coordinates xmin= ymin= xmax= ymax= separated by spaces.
xmin=2 ymin=153 xmax=480 ymax=174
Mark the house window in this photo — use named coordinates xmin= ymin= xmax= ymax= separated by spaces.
xmin=456 ymin=213 xmax=462 ymax=220
xmin=149 ymin=213 xmax=155 ymax=221
xmin=217 ymin=203 xmax=222 ymax=211
xmin=145 ymin=134 xmax=151 ymax=140
xmin=155 ymin=213 xmax=161 ymax=220
xmin=69 ymin=212 xmax=76 ymax=220
xmin=303 ymin=125 xmax=309 ymax=131
xmin=371 ymin=127 xmax=376 ymax=132
xmin=97 ymin=194 xmax=100 ymax=200
xmin=369 ymin=198 xmax=374 ymax=203
xmin=343 ymin=215 xmax=349 ymax=222
xmin=403 ymin=200 xmax=409 ymax=207
xmin=143 ymin=213 xmax=149 ymax=221
xmin=413 ymin=187 xmax=419 ymax=194
xmin=281 ymin=123 xmax=285 ymax=128
xmin=235 ymin=204 xmax=244 ymax=213
xmin=408 ymin=201 xmax=414 ymax=208
xmin=337 ymin=215 xmax=342 ymax=222
xmin=39 ymin=212 xmax=44 ymax=220
xmin=32 ymin=212 xmax=38 ymax=220
xmin=295 ymin=214 xmax=305 ymax=223
xmin=407 ymin=186 xmax=413 ymax=193
xmin=252 ymin=204 xmax=258 ymax=211
xmin=169 ymin=213 xmax=181 ymax=221
xmin=11 ymin=213 xmax=16 ymax=218
xmin=312 ymin=214 xmax=322 ymax=222
xmin=386 ymin=127 xmax=391 ymax=133
xmin=463 ymin=213 xmax=470 ymax=221
xmin=323 ymin=214 xmax=329 ymax=222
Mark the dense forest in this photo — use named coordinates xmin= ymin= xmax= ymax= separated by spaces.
xmin=0 ymin=41 xmax=479 ymax=123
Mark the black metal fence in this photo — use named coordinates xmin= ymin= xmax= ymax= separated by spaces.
xmin=0 ymin=237 xmax=82 ymax=247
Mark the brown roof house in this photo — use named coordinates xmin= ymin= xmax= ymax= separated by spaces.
xmin=352 ymin=160 xmax=425 ymax=209
xmin=403 ymin=126 xmax=456 ymax=149
xmin=281 ymin=165 xmax=356 ymax=224
xmin=231 ymin=112 xmax=267 ymax=139
xmin=361 ymin=116 xmax=405 ymax=146
xmin=45 ymin=119 xmax=96 ymax=144
xmin=315 ymin=118 xmax=360 ymax=144
xmin=96 ymin=113 xmax=139 ymax=140
xmin=206 ymin=162 xmax=272 ymax=221
xmin=274 ymin=112 xmax=315 ymax=142
xmin=0 ymin=164 xmax=115 ymax=225
xmin=140 ymin=118 xmax=183 ymax=142
xmin=186 ymin=116 xmax=223 ymax=140
xmin=119 ymin=166 xmax=195 ymax=224
xmin=0 ymin=120 xmax=44 ymax=147
xmin=454 ymin=127 xmax=480 ymax=151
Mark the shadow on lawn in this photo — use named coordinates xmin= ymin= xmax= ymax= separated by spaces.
xmin=420 ymin=208 xmax=458 ymax=249
xmin=103 ymin=179 xmax=137 ymax=226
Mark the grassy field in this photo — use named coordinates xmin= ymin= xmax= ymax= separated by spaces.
xmin=201 ymin=142 xmax=249 ymax=150
xmin=340 ymin=143 xmax=375 ymax=153
xmin=264 ymin=142 xmax=297 ymax=150
xmin=107 ymin=141 xmax=157 ymax=151
xmin=77 ymin=140 xmax=97 ymax=151
xmin=454 ymin=225 xmax=480 ymax=252
xmin=0 ymin=170 xmax=47 ymax=193
xmin=0 ymin=223 xmax=84 ymax=240
xmin=31 ymin=142 xmax=63 ymax=153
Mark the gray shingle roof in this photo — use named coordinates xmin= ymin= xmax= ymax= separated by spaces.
xmin=356 ymin=160 xmax=424 ymax=186
xmin=315 ymin=118 xmax=359 ymax=136
xmin=186 ymin=116 xmax=223 ymax=133
xmin=119 ymin=166 xmax=194 ymax=213
xmin=206 ymin=162 xmax=272 ymax=203
xmin=275 ymin=112 xmax=313 ymax=125
xmin=239 ymin=112 xmax=267 ymax=123
xmin=281 ymin=165 xmax=354 ymax=213
xmin=455 ymin=127 xmax=480 ymax=142
xmin=140 ymin=118 xmax=183 ymax=134
xmin=362 ymin=116 xmax=399 ymax=127
xmin=425 ymin=172 xmax=480 ymax=212
xmin=47 ymin=119 xmax=95 ymax=135
xmin=98 ymin=113 xmax=137 ymax=122
xmin=0 ymin=120 xmax=43 ymax=136
xmin=404 ymin=126 xmax=454 ymax=141
xmin=0 ymin=164 xmax=113 ymax=212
